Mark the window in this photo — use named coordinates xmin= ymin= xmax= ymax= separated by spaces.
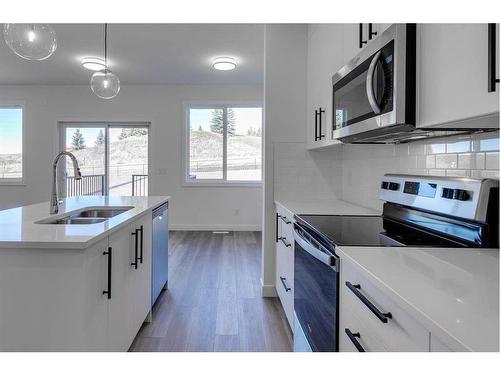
xmin=185 ymin=104 xmax=262 ymax=184
xmin=0 ymin=105 xmax=24 ymax=184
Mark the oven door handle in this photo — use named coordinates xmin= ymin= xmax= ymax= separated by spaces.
xmin=366 ymin=50 xmax=382 ymax=115
xmin=293 ymin=225 xmax=339 ymax=271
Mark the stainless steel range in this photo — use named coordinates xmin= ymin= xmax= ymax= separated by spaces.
xmin=293 ymin=174 xmax=499 ymax=352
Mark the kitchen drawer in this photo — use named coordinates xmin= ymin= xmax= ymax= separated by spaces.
xmin=340 ymin=302 xmax=388 ymax=352
xmin=276 ymin=239 xmax=294 ymax=329
xmin=340 ymin=259 xmax=429 ymax=352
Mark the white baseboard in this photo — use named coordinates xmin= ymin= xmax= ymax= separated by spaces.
xmin=261 ymin=281 xmax=278 ymax=297
xmin=169 ymin=224 xmax=262 ymax=231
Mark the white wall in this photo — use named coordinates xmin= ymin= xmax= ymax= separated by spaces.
xmin=0 ymin=84 xmax=263 ymax=230
xmin=262 ymin=24 xmax=308 ymax=296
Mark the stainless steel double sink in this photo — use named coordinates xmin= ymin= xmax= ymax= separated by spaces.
xmin=37 ymin=206 xmax=134 ymax=225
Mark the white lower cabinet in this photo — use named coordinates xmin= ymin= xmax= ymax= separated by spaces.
xmin=0 ymin=213 xmax=154 ymax=351
xmin=340 ymin=259 xmax=429 ymax=352
xmin=108 ymin=213 xmax=153 ymax=351
xmin=275 ymin=205 xmax=295 ymax=330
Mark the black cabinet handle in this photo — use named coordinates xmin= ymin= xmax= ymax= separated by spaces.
xmin=280 ymin=215 xmax=291 ymax=225
xmin=138 ymin=225 xmax=144 ymax=264
xmin=318 ymin=107 xmax=325 ymax=140
xmin=102 ymin=247 xmax=112 ymax=300
xmin=314 ymin=109 xmax=319 ymax=141
xmin=368 ymin=23 xmax=377 ymax=40
xmin=131 ymin=229 xmax=138 ymax=269
xmin=359 ymin=23 xmax=367 ymax=48
xmin=279 ymin=237 xmax=292 ymax=247
xmin=488 ymin=23 xmax=499 ymax=92
xmin=276 ymin=213 xmax=280 ymax=243
xmin=345 ymin=328 xmax=365 ymax=352
xmin=280 ymin=276 xmax=291 ymax=292
xmin=345 ymin=281 xmax=392 ymax=323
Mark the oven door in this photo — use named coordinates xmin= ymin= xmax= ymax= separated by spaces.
xmin=293 ymin=222 xmax=339 ymax=352
xmin=332 ymin=40 xmax=395 ymax=139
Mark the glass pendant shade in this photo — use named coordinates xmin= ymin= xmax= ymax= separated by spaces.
xmin=3 ymin=23 xmax=57 ymax=60
xmin=90 ymin=69 xmax=120 ymax=99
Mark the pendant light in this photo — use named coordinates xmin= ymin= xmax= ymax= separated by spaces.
xmin=3 ymin=24 xmax=57 ymax=60
xmin=90 ymin=24 xmax=120 ymax=99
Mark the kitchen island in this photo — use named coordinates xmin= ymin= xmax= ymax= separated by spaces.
xmin=0 ymin=195 xmax=170 ymax=351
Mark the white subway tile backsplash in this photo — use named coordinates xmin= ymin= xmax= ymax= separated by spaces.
xmin=274 ymin=132 xmax=499 ymax=212
xmin=428 ymin=169 xmax=446 ymax=176
xmin=446 ymin=169 xmax=470 ymax=177
xmin=425 ymin=155 xmax=436 ymax=169
xmin=485 ymin=152 xmax=500 ymax=170
xmin=435 ymin=154 xmax=458 ymax=169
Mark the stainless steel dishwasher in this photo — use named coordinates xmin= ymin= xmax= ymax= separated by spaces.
xmin=152 ymin=202 xmax=169 ymax=306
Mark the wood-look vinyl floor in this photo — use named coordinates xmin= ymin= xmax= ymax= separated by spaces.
xmin=129 ymin=231 xmax=292 ymax=352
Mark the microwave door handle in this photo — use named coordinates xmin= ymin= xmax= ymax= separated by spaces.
xmin=366 ymin=50 xmax=382 ymax=115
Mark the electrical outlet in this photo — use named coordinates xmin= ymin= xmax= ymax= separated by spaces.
xmin=157 ymin=168 xmax=167 ymax=175
xmin=234 ymin=209 xmax=240 ymax=216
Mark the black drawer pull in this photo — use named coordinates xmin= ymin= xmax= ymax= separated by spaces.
xmin=359 ymin=23 xmax=367 ymax=48
xmin=345 ymin=328 xmax=365 ymax=352
xmin=276 ymin=213 xmax=280 ymax=243
xmin=280 ymin=215 xmax=291 ymax=225
xmin=138 ymin=225 xmax=144 ymax=264
xmin=280 ymin=276 xmax=291 ymax=292
xmin=131 ymin=229 xmax=138 ymax=269
xmin=102 ymin=247 xmax=112 ymax=300
xmin=314 ymin=109 xmax=319 ymax=141
xmin=318 ymin=107 xmax=325 ymax=140
xmin=279 ymin=237 xmax=291 ymax=247
xmin=368 ymin=23 xmax=377 ymax=40
xmin=488 ymin=23 xmax=499 ymax=92
xmin=346 ymin=281 xmax=392 ymax=323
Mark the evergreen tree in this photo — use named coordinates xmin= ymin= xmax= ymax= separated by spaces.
xmin=95 ymin=129 xmax=105 ymax=146
xmin=118 ymin=128 xmax=148 ymax=140
xmin=209 ymin=109 xmax=236 ymax=135
xmin=209 ymin=110 xmax=223 ymax=134
xmin=227 ymin=108 xmax=236 ymax=136
xmin=198 ymin=125 xmax=203 ymax=131
xmin=71 ymin=129 xmax=86 ymax=150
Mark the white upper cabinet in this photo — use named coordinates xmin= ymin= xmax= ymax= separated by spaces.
xmin=417 ymin=24 xmax=500 ymax=128
xmin=306 ymin=24 xmax=344 ymax=149
xmin=342 ymin=24 xmax=393 ymax=65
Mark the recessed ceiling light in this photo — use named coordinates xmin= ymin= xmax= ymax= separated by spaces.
xmin=81 ymin=57 xmax=106 ymax=71
xmin=212 ymin=57 xmax=237 ymax=71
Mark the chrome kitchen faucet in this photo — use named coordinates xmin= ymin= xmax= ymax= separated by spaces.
xmin=50 ymin=151 xmax=82 ymax=214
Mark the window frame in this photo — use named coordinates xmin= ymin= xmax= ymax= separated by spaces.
xmin=0 ymin=102 xmax=26 ymax=186
xmin=182 ymin=101 xmax=263 ymax=187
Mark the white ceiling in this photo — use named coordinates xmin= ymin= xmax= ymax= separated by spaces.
xmin=0 ymin=24 xmax=264 ymax=85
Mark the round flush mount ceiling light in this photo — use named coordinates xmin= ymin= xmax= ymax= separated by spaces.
xmin=212 ymin=57 xmax=237 ymax=71
xmin=81 ymin=57 xmax=106 ymax=71
xmin=3 ymin=23 xmax=57 ymax=60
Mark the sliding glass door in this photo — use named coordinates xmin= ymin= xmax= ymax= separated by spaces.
xmin=60 ymin=123 xmax=149 ymax=197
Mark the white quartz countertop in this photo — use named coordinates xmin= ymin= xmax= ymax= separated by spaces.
xmin=0 ymin=196 xmax=170 ymax=249
xmin=337 ymin=246 xmax=499 ymax=351
xmin=275 ymin=198 xmax=380 ymax=216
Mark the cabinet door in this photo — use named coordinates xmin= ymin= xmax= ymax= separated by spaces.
xmin=82 ymin=237 xmax=109 ymax=350
xmin=307 ymin=24 xmax=343 ymax=149
xmin=107 ymin=224 xmax=134 ymax=351
xmin=342 ymin=23 xmax=362 ymax=65
xmin=131 ymin=214 xmax=153 ymax=332
xmin=418 ymin=24 xmax=500 ymax=128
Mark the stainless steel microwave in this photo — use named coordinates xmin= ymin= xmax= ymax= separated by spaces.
xmin=332 ymin=24 xmax=417 ymax=143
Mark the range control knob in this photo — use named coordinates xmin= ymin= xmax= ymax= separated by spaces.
xmin=454 ymin=189 xmax=471 ymax=201
xmin=388 ymin=182 xmax=400 ymax=191
xmin=442 ymin=188 xmax=454 ymax=199
xmin=381 ymin=181 xmax=389 ymax=189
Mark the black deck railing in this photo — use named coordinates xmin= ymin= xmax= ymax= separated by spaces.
xmin=132 ymin=174 xmax=148 ymax=196
xmin=66 ymin=174 xmax=105 ymax=197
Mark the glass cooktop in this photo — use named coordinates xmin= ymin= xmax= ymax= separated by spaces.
xmin=295 ymin=214 xmax=468 ymax=248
